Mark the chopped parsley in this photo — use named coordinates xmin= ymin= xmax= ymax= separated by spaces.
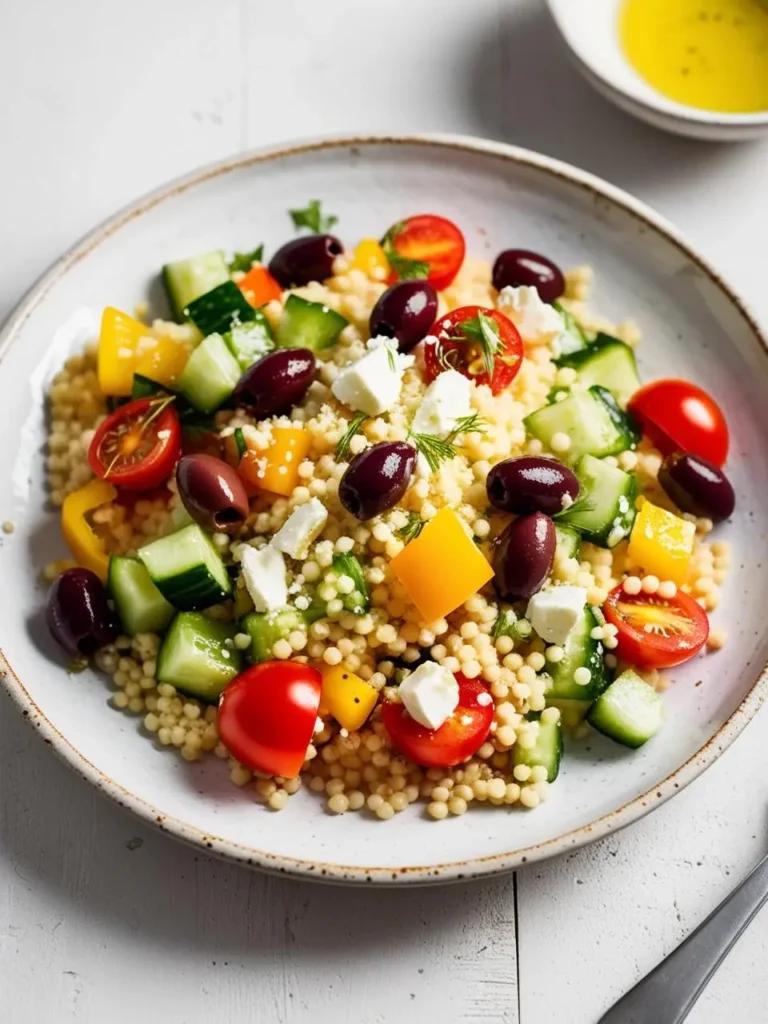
xmin=289 ymin=200 xmax=338 ymax=234
xmin=380 ymin=222 xmax=430 ymax=282
xmin=228 ymin=246 xmax=264 ymax=273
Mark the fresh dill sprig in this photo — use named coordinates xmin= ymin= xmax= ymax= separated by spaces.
xmin=398 ymin=512 xmax=426 ymax=543
xmin=380 ymin=222 xmax=430 ymax=281
xmin=408 ymin=431 xmax=458 ymax=473
xmin=445 ymin=311 xmax=503 ymax=378
xmin=446 ymin=412 xmax=487 ymax=441
xmin=335 ymin=412 xmax=368 ymax=461
xmin=228 ymin=245 xmax=264 ymax=273
xmin=289 ymin=200 xmax=338 ymax=234
xmin=386 ymin=346 xmax=397 ymax=372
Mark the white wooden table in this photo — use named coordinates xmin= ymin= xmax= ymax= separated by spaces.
xmin=2 ymin=2 xmax=768 ymax=1021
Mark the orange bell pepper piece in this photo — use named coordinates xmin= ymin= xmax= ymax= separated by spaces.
xmin=61 ymin=479 xmax=118 ymax=581
xmin=627 ymin=499 xmax=695 ymax=585
xmin=348 ymin=238 xmax=389 ymax=280
xmin=237 ymin=426 xmax=312 ymax=497
xmin=390 ymin=507 xmax=494 ymax=622
xmin=237 ymin=266 xmax=283 ymax=307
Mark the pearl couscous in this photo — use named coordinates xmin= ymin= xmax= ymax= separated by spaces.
xmin=43 ymin=207 xmax=733 ymax=820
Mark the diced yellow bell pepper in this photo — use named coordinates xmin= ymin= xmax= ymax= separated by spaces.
xmin=320 ymin=665 xmax=379 ymax=731
xmin=61 ymin=479 xmax=118 ymax=581
xmin=97 ymin=307 xmax=150 ymax=397
xmin=348 ymin=238 xmax=390 ymax=280
xmin=135 ymin=334 xmax=190 ymax=387
xmin=390 ymin=507 xmax=494 ymax=622
xmin=627 ymin=499 xmax=695 ymax=585
xmin=239 ymin=426 xmax=312 ymax=497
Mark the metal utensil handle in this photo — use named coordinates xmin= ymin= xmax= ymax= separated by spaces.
xmin=598 ymin=850 xmax=768 ymax=1024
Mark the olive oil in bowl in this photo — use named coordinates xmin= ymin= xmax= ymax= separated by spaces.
xmin=621 ymin=0 xmax=768 ymax=113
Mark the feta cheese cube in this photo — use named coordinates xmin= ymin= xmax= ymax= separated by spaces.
xmin=331 ymin=336 xmax=414 ymax=417
xmin=399 ymin=661 xmax=460 ymax=730
xmin=496 ymin=285 xmax=564 ymax=345
xmin=240 ymin=544 xmax=288 ymax=613
xmin=410 ymin=370 xmax=472 ymax=438
xmin=526 ymin=585 xmax=587 ymax=646
xmin=271 ymin=498 xmax=328 ymax=559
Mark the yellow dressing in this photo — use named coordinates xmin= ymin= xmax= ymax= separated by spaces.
xmin=621 ymin=0 xmax=768 ymax=113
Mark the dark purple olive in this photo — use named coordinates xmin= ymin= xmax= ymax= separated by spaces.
xmin=487 ymin=456 xmax=579 ymax=516
xmin=492 ymin=249 xmax=565 ymax=304
xmin=658 ymin=451 xmax=735 ymax=523
xmin=339 ymin=441 xmax=417 ymax=520
xmin=233 ymin=348 xmax=316 ymax=418
xmin=176 ymin=453 xmax=250 ymax=534
xmin=492 ymin=512 xmax=556 ymax=601
xmin=369 ymin=280 xmax=439 ymax=353
xmin=268 ymin=234 xmax=343 ymax=288
xmin=47 ymin=568 xmax=118 ymax=658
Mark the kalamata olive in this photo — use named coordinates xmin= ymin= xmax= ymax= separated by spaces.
xmin=492 ymin=249 xmax=565 ymax=304
xmin=176 ymin=453 xmax=250 ymax=533
xmin=492 ymin=512 xmax=556 ymax=600
xmin=268 ymin=234 xmax=343 ymax=288
xmin=487 ymin=456 xmax=579 ymax=516
xmin=233 ymin=348 xmax=316 ymax=418
xmin=658 ymin=451 xmax=735 ymax=522
xmin=369 ymin=280 xmax=439 ymax=353
xmin=339 ymin=441 xmax=417 ymax=520
xmin=46 ymin=568 xmax=118 ymax=657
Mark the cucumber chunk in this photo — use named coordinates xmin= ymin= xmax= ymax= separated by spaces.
xmin=524 ymin=387 xmax=633 ymax=465
xmin=553 ymin=301 xmax=589 ymax=358
xmin=223 ymin=317 xmax=274 ymax=371
xmin=591 ymin=385 xmax=640 ymax=448
xmin=547 ymin=605 xmax=606 ymax=707
xmin=108 ymin=556 xmax=175 ymax=636
xmin=157 ymin=612 xmax=241 ymax=702
xmin=131 ymin=374 xmax=165 ymax=400
xmin=587 ymin=669 xmax=664 ymax=748
xmin=162 ymin=251 xmax=230 ymax=321
xmin=184 ymin=281 xmax=256 ymax=337
xmin=512 ymin=715 xmax=564 ymax=782
xmin=241 ymin=608 xmax=307 ymax=663
xmin=276 ymin=294 xmax=348 ymax=351
xmin=556 ymin=334 xmax=640 ymax=408
xmin=559 ymin=454 xmax=639 ymax=548
xmin=138 ymin=524 xmax=232 ymax=611
xmin=554 ymin=524 xmax=580 ymax=562
xmin=176 ymin=332 xmax=242 ymax=414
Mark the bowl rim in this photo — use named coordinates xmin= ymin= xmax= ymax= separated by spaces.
xmin=2 ymin=131 xmax=767 ymax=885
xmin=545 ymin=0 xmax=768 ymax=129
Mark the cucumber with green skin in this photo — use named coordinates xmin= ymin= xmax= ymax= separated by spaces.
xmin=512 ymin=716 xmax=564 ymax=782
xmin=223 ymin=317 xmax=274 ymax=371
xmin=162 ymin=251 xmax=230 ymax=321
xmin=276 ymin=294 xmax=348 ymax=351
xmin=138 ymin=524 xmax=232 ymax=611
xmin=108 ymin=556 xmax=175 ymax=636
xmin=241 ymin=608 xmax=307 ymax=663
xmin=184 ymin=281 xmax=256 ymax=337
xmin=547 ymin=605 xmax=606 ymax=707
xmin=587 ymin=669 xmax=664 ymax=748
xmin=524 ymin=386 xmax=635 ymax=466
xmin=558 ymin=454 xmax=639 ymax=548
xmin=157 ymin=612 xmax=241 ymax=702
xmin=555 ymin=334 xmax=641 ymax=408
xmin=176 ymin=332 xmax=242 ymax=414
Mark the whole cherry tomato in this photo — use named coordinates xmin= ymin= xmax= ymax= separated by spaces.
xmin=627 ymin=379 xmax=729 ymax=467
xmin=424 ymin=306 xmax=523 ymax=395
xmin=88 ymin=396 xmax=181 ymax=490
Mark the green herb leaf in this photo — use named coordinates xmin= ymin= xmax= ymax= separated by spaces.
xmin=290 ymin=200 xmax=338 ymax=234
xmin=380 ymin=222 xmax=430 ymax=282
xmin=408 ymin=431 xmax=458 ymax=473
xmin=229 ymin=246 xmax=264 ymax=273
xmin=386 ymin=346 xmax=397 ymax=372
xmin=398 ymin=512 xmax=426 ymax=543
xmin=332 ymin=553 xmax=370 ymax=613
xmin=446 ymin=412 xmax=487 ymax=442
xmin=336 ymin=412 xmax=369 ymax=461
xmin=234 ymin=427 xmax=247 ymax=460
xmin=445 ymin=311 xmax=503 ymax=378
xmin=552 ymin=495 xmax=597 ymax=521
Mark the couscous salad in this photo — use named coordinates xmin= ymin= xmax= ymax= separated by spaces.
xmin=43 ymin=206 xmax=734 ymax=819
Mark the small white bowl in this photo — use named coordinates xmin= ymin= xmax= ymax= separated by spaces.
xmin=547 ymin=0 xmax=768 ymax=141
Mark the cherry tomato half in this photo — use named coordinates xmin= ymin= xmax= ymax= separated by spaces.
xmin=603 ymin=584 xmax=709 ymax=670
xmin=218 ymin=661 xmax=322 ymax=778
xmin=381 ymin=673 xmax=493 ymax=768
xmin=627 ymin=379 xmax=729 ymax=467
xmin=424 ymin=306 xmax=523 ymax=395
xmin=88 ymin=396 xmax=182 ymax=491
xmin=384 ymin=214 xmax=465 ymax=292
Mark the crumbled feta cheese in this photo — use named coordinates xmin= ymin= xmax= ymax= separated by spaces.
xmin=271 ymin=498 xmax=328 ymax=559
xmin=331 ymin=336 xmax=414 ymax=417
xmin=476 ymin=691 xmax=493 ymax=707
xmin=526 ymin=586 xmax=587 ymax=646
xmin=496 ymin=285 xmax=564 ymax=344
xmin=240 ymin=544 xmax=288 ymax=613
xmin=410 ymin=370 xmax=472 ymax=438
xmin=399 ymin=661 xmax=460 ymax=730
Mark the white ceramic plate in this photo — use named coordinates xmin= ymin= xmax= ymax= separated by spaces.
xmin=2 ymin=134 xmax=767 ymax=885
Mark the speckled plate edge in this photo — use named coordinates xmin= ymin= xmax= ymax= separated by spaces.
xmin=1 ymin=133 xmax=767 ymax=886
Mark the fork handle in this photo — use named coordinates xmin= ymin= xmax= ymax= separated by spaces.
xmin=598 ymin=850 xmax=768 ymax=1024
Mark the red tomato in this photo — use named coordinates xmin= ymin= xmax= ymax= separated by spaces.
xmin=424 ymin=306 xmax=523 ymax=395
xmin=384 ymin=214 xmax=465 ymax=291
xmin=88 ymin=396 xmax=182 ymax=490
xmin=603 ymin=584 xmax=709 ymax=670
xmin=381 ymin=673 xmax=493 ymax=768
xmin=218 ymin=661 xmax=322 ymax=778
xmin=627 ymin=379 xmax=729 ymax=467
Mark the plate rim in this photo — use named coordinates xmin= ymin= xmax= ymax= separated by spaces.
xmin=2 ymin=131 xmax=767 ymax=885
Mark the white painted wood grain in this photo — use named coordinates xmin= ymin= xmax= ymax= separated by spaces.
xmin=3 ymin=0 xmax=768 ymax=1021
